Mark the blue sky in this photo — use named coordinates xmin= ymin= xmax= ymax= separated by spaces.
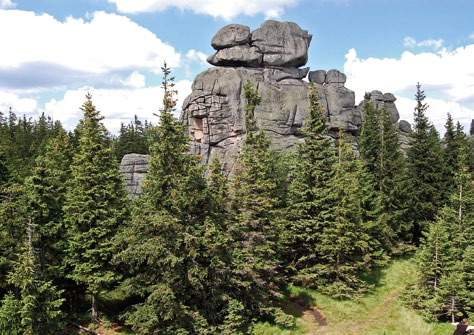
xmin=0 ymin=0 xmax=473 ymax=134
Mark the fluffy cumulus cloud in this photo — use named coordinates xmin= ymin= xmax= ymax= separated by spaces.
xmin=0 ymin=9 xmax=199 ymax=134
xmin=0 ymin=0 xmax=15 ymax=9
xmin=108 ymin=0 xmax=300 ymax=20
xmin=0 ymin=10 xmax=181 ymax=91
xmin=344 ymin=44 xmax=474 ymax=134
xmin=43 ymin=79 xmax=193 ymax=134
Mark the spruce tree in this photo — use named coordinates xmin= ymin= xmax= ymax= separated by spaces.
xmin=226 ymin=80 xmax=289 ymax=330
xmin=0 ymin=223 xmax=65 ymax=335
xmin=315 ymin=130 xmax=384 ymax=298
xmin=63 ymin=93 xmax=129 ymax=323
xmin=407 ymin=149 xmax=473 ymax=320
xmin=22 ymin=131 xmax=72 ymax=283
xmin=285 ymin=81 xmax=337 ymax=287
xmin=406 ymin=83 xmax=447 ymax=244
xmin=358 ymin=97 xmax=410 ymax=251
xmin=114 ymin=63 xmax=215 ymax=334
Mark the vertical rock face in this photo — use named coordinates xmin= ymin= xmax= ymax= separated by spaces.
xmin=182 ymin=20 xmax=371 ymax=171
xmin=119 ymin=153 xmax=149 ymax=199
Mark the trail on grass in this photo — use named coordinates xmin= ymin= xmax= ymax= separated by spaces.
xmin=293 ymin=258 xmax=427 ymax=335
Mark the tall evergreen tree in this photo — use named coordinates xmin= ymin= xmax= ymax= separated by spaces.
xmin=406 ymin=83 xmax=446 ymax=244
xmin=358 ymin=97 xmax=410 ymax=251
xmin=226 ymin=80 xmax=289 ymax=330
xmin=23 ymin=131 xmax=72 ymax=281
xmin=63 ymin=93 xmax=129 ymax=323
xmin=0 ymin=224 xmax=65 ymax=335
xmin=407 ymin=148 xmax=473 ymax=320
xmin=114 ymin=63 xmax=215 ymax=334
xmin=284 ymin=81 xmax=338 ymax=286
xmin=442 ymin=115 xmax=470 ymax=197
xmin=315 ymin=130 xmax=384 ymax=298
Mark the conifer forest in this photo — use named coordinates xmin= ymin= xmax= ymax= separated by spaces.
xmin=0 ymin=64 xmax=472 ymax=334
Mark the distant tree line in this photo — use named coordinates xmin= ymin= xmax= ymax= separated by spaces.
xmin=0 ymin=64 xmax=472 ymax=334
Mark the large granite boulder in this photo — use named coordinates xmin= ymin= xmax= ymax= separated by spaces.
xmin=207 ymin=20 xmax=312 ymax=68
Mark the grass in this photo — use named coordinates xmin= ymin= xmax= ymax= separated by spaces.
xmin=76 ymin=258 xmax=455 ymax=335
xmin=255 ymin=257 xmax=454 ymax=335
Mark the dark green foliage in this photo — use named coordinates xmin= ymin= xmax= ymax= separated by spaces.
xmin=0 ymin=110 xmax=65 ymax=182
xmin=0 ymin=230 xmax=65 ymax=335
xmin=22 ymin=131 xmax=72 ymax=283
xmin=406 ymin=83 xmax=447 ymax=244
xmin=114 ymin=63 xmax=217 ymax=334
xmin=113 ymin=115 xmax=152 ymax=161
xmin=63 ymin=93 xmax=129 ymax=323
xmin=315 ymin=131 xmax=385 ymax=298
xmin=358 ymin=97 xmax=411 ymax=251
xmin=0 ymin=183 xmax=27 ymax=293
xmin=284 ymin=81 xmax=338 ymax=287
xmin=407 ymin=149 xmax=473 ymax=321
xmin=442 ymin=114 xmax=470 ymax=198
xmin=226 ymin=80 xmax=288 ymax=329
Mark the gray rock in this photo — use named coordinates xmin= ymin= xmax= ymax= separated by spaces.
xmin=181 ymin=65 xmax=361 ymax=171
xmin=251 ymin=20 xmax=312 ymax=68
xmin=119 ymin=153 xmax=149 ymax=199
xmin=207 ymin=20 xmax=312 ymax=68
xmin=358 ymin=90 xmax=400 ymax=123
xmin=325 ymin=69 xmax=347 ymax=86
xmin=308 ymin=70 xmax=326 ymax=84
xmin=207 ymin=45 xmax=262 ymax=67
xmin=211 ymin=24 xmax=251 ymax=50
xmin=397 ymin=120 xmax=412 ymax=151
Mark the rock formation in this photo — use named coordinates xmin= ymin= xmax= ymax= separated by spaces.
xmin=121 ymin=20 xmax=410 ymax=193
xmin=180 ymin=20 xmax=406 ymax=172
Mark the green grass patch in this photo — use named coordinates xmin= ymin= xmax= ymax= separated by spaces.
xmin=257 ymin=257 xmax=455 ymax=334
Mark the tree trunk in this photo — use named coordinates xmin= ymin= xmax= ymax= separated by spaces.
xmin=91 ymin=294 xmax=99 ymax=323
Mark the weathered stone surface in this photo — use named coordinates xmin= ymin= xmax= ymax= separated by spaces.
xmin=251 ymin=20 xmax=312 ymax=67
xmin=207 ymin=45 xmax=262 ymax=67
xmin=207 ymin=20 xmax=312 ymax=68
xmin=358 ymin=90 xmax=400 ymax=123
xmin=119 ymin=153 xmax=149 ymax=199
xmin=181 ymin=64 xmax=362 ymax=171
xmin=397 ymin=120 xmax=412 ymax=151
xmin=308 ymin=70 xmax=326 ymax=84
xmin=120 ymin=20 xmax=412 ymax=195
xmin=211 ymin=24 xmax=251 ymax=50
xmin=325 ymin=69 xmax=347 ymax=85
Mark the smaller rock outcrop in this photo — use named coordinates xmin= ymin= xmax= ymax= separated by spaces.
xmin=357 ymin=90 xmax=410 ymax=149
xmin=119 ymin=153 xmax=149 ymax=199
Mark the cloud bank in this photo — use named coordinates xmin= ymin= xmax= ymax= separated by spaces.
xmin=0 ymin=10 xmax=181 ymax=91
xmin=107 ymin=0 xmax=300 ymax=20
xmin=344 ymin=43 xmax=474 ymax=134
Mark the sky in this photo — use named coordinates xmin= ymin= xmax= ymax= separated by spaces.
xmin=0 ymin=0 xmax=473 ymax=135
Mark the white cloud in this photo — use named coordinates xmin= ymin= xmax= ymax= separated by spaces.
xmin=0 ymin=91 xmax=37 ymax=115
xmin=107 ymin=0 xmax=300 ymax=20
xmin=0 ymin=0 xmax=15 ymax=9
xmin=469 ymin=32 xmax=474 ymax=40
xmin=0 ymin=10 xmax=181 ymax=90
xmin=344 ymin=46 xmax=474 ymax=134
xmin=404 ymin=36 xmax=444 ymax=50
xmin=43 ymin=79 xmax=192 ymax=134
